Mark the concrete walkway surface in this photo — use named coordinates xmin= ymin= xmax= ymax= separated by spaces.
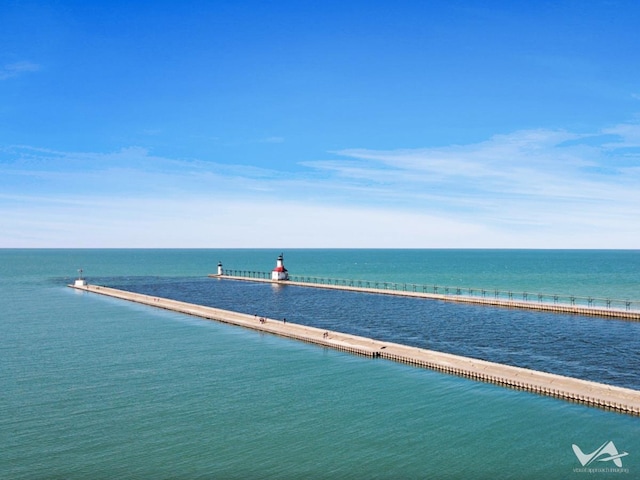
xmin=70 ymin=283 xmax=640 ymax=416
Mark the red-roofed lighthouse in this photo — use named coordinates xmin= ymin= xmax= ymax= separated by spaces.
xmin=271 ymin=253 xmax=289 ymax=281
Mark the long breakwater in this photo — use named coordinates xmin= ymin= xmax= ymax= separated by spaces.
xmin=70 ymin=283 xmax=640 ymax=416
xmin=212 ymin=271 xmax=640 ymax=320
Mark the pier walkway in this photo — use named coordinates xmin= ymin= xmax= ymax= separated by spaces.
xmin=210 ymin=274 xmax=640 ymax=321
xmin=71 ymin=283 xmax=640 ymax=416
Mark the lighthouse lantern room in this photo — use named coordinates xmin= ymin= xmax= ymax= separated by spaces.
xmin=271 ymin=253 xmax=289 ymax=281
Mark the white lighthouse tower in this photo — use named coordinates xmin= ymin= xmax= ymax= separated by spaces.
xmin=217 ymin=261 xmax=224 ymax=276
xmin=74 ymin=268 xmax=87 ymax=287
xmin=271 ymin=253 xmax=289 ymax=281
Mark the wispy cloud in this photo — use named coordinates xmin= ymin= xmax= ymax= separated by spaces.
xmin=317 ymin=127 xmax=640 ymax=208
xmin=303 ymin=126 xmax=640 ymax=245
xmin=601 ymin=123 xmax=640 ymax=148
xmin=258 ymin=136 xmax=285 ymax=144
xmin=1 ymin=123 xmax=639 ymax=247
xmin=0 ymin=193 xmax=492 ymax=248
xmin=0 ymin=145 xmax=290 ymax=198
xmin=0 ymin=61 xmax=40 ymax=80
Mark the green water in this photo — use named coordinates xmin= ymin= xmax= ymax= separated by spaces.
xmin=1 ymin=249 xmax=638 ymax=479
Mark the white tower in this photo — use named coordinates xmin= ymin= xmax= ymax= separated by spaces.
xmin=74 ymin=268 xmax=87 ymax=287
xmin=271 ymin=253 xmax=289 ymax=281
xmin=217 ymin=261 xmax=223 ymax=276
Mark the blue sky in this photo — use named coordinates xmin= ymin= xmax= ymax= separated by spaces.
xmin=1 ymin=0 xmax=639 ymax=247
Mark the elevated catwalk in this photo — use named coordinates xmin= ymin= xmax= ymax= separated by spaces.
xmin=210 ymin=274 xmax=640 ymax=320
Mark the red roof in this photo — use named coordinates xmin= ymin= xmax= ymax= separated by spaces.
xmin=272 ymin=266 xmax=287 ymax=272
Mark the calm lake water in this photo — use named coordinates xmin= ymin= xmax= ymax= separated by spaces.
xmin=1 ymin=249 xmax=638 ymax=479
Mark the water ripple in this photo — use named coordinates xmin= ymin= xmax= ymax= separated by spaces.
xmin=111 ymin=276 xmax=640 ymax=390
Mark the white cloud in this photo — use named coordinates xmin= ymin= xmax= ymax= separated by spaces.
xmin=1 ymin=123 xmax=639 ymax=247
xmin=325 ymin=127 xmax=639 ymax=206
xmin=0 ymin=194 xmax=492 ymax=248
xmin=601 ymin=123 xmax=640 ymax=148
xmin=2 ymin=192 xmax=637 ymax=248
xmin=258 ymin=136 xmax=285 ymax=144
xmin=0 ymin=61 xmax=40 ymax=80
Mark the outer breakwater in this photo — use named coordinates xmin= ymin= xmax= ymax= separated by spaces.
xmin=211 ymin=274 xmax=640 ymax=320
xmin=71 ymin=283 xmax=640 ymax=416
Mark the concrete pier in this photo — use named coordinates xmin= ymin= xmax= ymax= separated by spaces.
xmin=210 ymin=274 xmax=640 ymax=321
xmin=71 ymin=283 xmax=640 ymax=416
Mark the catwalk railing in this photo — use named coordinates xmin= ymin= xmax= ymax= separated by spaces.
xmin=218 ymin=270 xmax=639 ymax=314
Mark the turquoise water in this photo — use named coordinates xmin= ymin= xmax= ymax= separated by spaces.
xmin=205 ymin=249 xmax=640 ymax=301
xmin=1 ymin=249 xmax=639 ymax=479
xmin=115 ymin=276 xmax=640 ymax=390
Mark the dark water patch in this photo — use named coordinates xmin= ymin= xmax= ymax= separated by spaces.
xmin=107 ymin=277 xmax=640 ymax=390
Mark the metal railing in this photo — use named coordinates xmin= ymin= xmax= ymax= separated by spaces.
xmin=220 ymin=270 xmax=638 ymax=313
xmin=223 ymin=269 xmax=271 ymax=280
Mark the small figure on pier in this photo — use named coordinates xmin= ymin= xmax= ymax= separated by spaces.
xmin=271 ymin=253 xmax=289 ymax=281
